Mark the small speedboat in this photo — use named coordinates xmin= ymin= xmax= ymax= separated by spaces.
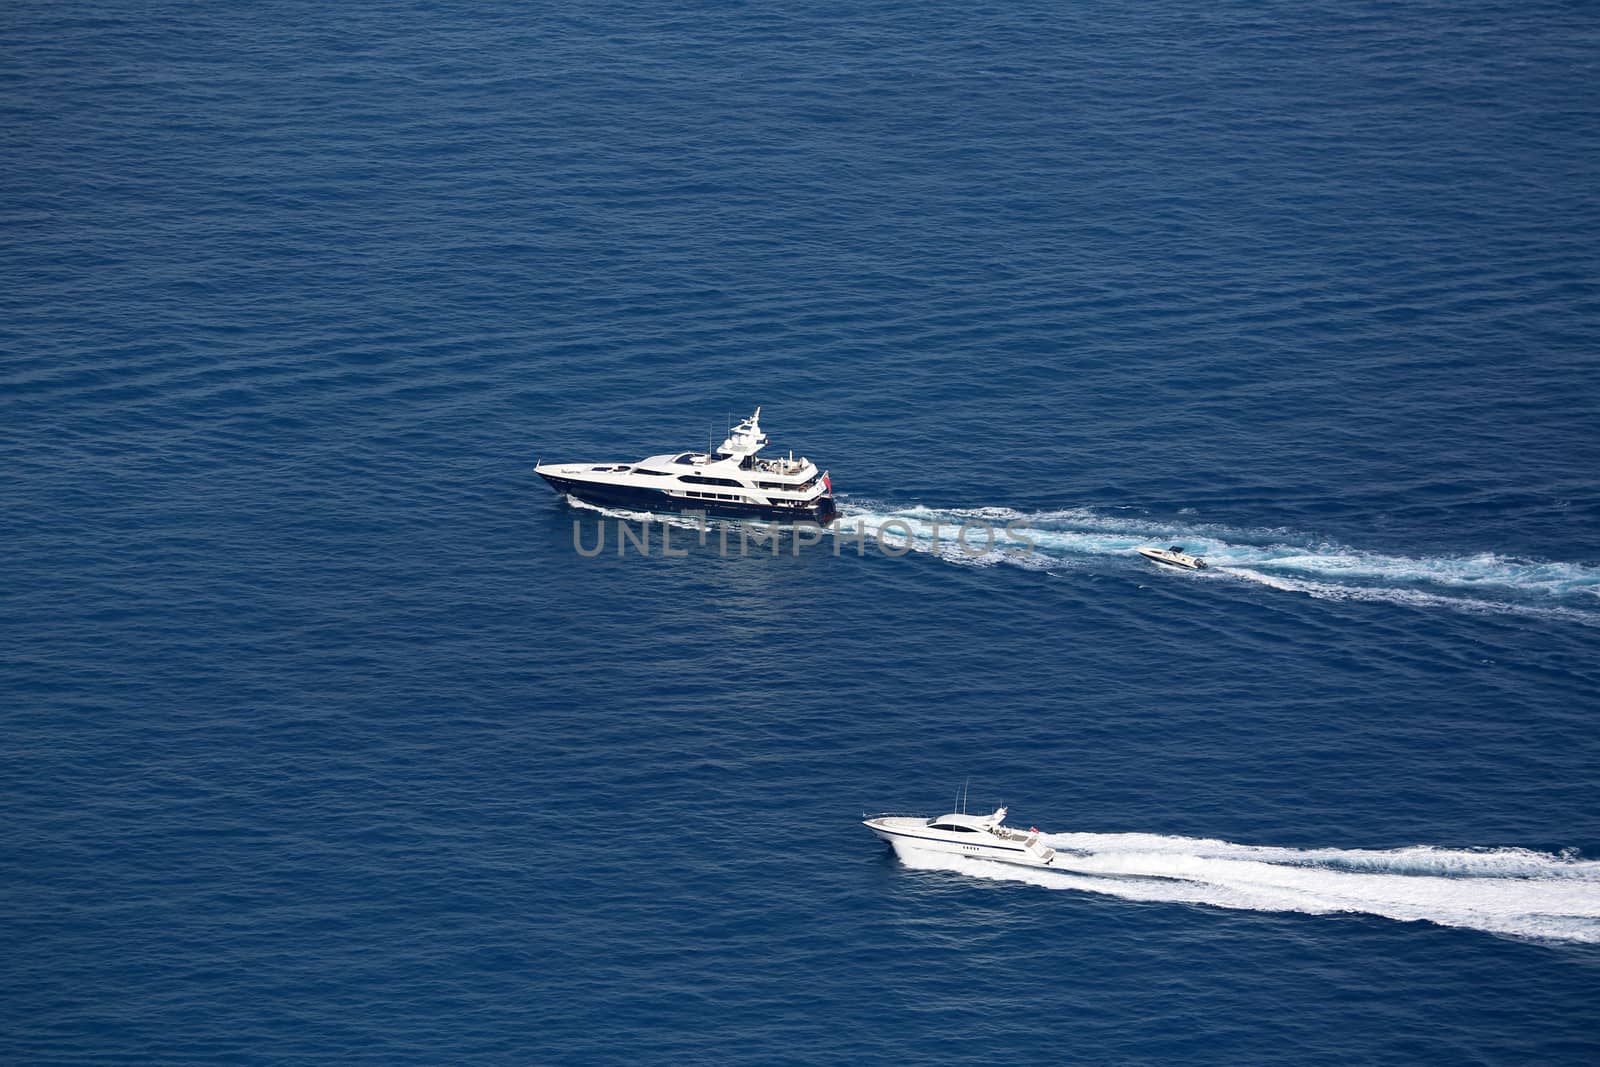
xmin=1138 ymin=545 xmax=1207 ymax=570
xmin=863 ymin=806 xmax=1059 ymax=869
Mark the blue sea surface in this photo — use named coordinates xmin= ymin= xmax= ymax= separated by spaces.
xmin=4 ymin=1 xmax=1600 ymax=1063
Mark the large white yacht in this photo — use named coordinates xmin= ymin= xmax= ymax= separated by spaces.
xmin=535 ymin=408 xmax=838 ymax=524
xmin=863 ymin=806 xmax=1060 ymax=869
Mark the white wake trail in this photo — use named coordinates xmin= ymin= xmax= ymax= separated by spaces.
xmin=898 ymin=832 xmax=1600 ymax=944
xmin=559 ymin=495 xmax=1600 ymax=620
xmin=834 ymin=501 xmax=1600 ymax=621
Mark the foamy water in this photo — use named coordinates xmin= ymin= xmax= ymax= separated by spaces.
xmin=898 ymin=833 xmax=1600 ymax=944
xmin=834 ymin=502 xmax=1600 ymax=621
xmin=566 ymin=495 xmax=1600 ymax=621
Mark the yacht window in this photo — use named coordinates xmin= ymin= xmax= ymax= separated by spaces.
xmin=633 ymin=469 xmax=671 ymax=476
xmin=681 ymin=474 xmax=743 ymax=488
xmin=929 ymin=822 xmax=978 ymax=832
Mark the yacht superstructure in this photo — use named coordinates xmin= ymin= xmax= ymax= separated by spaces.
xmin=536 ymin=408 xmax=837 ymax=524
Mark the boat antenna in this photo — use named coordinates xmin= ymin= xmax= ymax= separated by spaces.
xmin=962 ymin=777 xmax=971 ymax=814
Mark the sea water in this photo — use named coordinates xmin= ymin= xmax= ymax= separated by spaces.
xmin=4 ymin=1 xmax=1598 ymax=1063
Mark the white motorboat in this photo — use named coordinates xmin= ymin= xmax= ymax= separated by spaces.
xmin=535 ymin=407 xmax=837 ymax=524
xmin=863 ymin=806 xmax=1059 ymax=869
xmin=1138 ymin=544 xmax=1207 ymax=570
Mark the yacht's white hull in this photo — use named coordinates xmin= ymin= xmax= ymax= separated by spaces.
xmin=538 ymin=469 xmax=838 ymax=524
xmin=864 ymin=816 xmax=1059 ymax=869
